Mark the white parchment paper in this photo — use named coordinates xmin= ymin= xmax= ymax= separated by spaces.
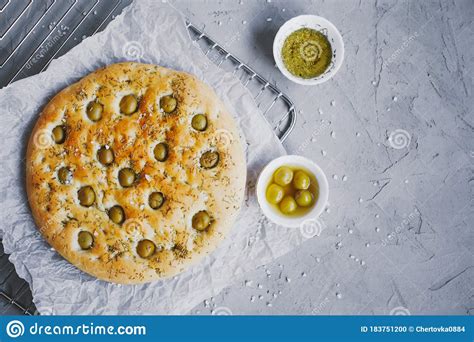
xmin=0 ymin=1 xmax=307 ymax=314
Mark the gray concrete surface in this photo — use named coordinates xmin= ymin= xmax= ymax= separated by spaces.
xmin=170 ymin=0 xmax=473 ymax=315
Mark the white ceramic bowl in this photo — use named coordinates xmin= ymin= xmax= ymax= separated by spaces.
xmin=256 ymin=155 xmax=329 ymax=228
xmin=273 ymin=15 xmax=345 ymax=85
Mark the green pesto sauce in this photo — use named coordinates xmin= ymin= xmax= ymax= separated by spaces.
xmin=281 ymin=28 xmax=332 ymax=79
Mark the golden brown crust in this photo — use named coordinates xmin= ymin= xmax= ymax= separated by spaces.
xmin=26 ymin=62 xmax=246 ymax=284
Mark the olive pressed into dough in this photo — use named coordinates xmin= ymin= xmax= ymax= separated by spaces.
xmin=57 ymin=167 xmax=72 ymax=184
xmin=200 ymin=151 xmax=219 ymax=169
xmin=160 ymin=95 xmax=177 ymax=113
xmin=78 ymin=186 xmax=95 ymax=207
xmin=97 ymin=146 xmax=114 ymax=165
xmin=52 ymin=125 xmax=66 ymax=144
xmin=120 ymin=94 xmax=138 ymax=115
xmin=137 ymin=239 xmax=156 ymax=258
xmin=78 ymin=231 xmax=94 ymax=250
xmin=108 ymin=205 xmax=125 ymax=224
xmin=149 ymin=192 xmax=165 ymax=210
xmin=153 ymin=143 xmax=168 ymax=162
xmin=86 ymin=101 xmax=103 ymax=122
xmin=191 ymin=114 xmax=207 ymax=131
xmin=118 ymin=168 xmax=136 ymax=187
xmin=192 ymin=210 xmax=211 ymax=231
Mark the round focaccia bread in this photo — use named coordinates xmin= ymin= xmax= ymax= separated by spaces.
xmin=26 ymin=62 xmax=246 ymax=284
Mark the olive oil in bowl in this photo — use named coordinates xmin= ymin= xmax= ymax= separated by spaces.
xmin=266 ymin=166 xmax=319 ymax=218
xmin=281 ymin=28 xmax=332 ymax=79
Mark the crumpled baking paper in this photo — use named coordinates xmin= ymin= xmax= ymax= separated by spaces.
xmin=0 ymin=0 xmax=308 ymax=314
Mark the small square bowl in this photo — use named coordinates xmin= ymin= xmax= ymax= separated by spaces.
xmin=273 ymin=15 xmax=344 ymax=85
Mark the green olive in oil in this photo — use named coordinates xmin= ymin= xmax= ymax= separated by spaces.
xmin=281 ymin=28 xmax=332 ymax=79
xmin=265 ymin=166 xmax=319 ymax=217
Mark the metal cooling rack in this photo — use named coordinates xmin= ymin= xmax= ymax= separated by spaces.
xmin=0 ymin=238 xmax=35 ymax=315
xmin=0 ymin=0 xmax=296 ymax=315
xmin=186 ymin=22 xmax=296 ymax=142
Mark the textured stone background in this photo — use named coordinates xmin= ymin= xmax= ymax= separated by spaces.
xmin=0 ymin=0 xmax=472 ymax=315
xmin=170 ymin=0 xmax=473 ymax=315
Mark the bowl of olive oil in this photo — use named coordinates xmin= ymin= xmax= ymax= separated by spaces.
xmin=273 ymin=15 xmax=344 ymax=85
xmin=256 ymin=155 xmax=329 ymax=228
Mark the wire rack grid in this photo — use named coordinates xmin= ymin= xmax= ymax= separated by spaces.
xmin=0 ymin=0 xmax=296 ymax=315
